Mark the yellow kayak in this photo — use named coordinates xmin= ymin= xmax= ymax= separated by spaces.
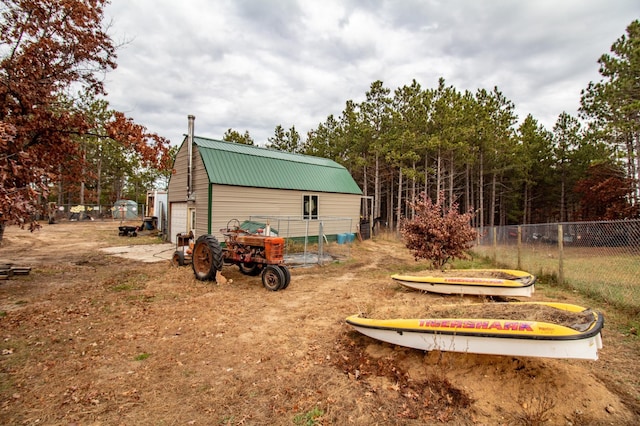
xmin=346 ymin=302 xmax=603 ymax=360
xmin=391 ymin=269 xmax=536 ymax=297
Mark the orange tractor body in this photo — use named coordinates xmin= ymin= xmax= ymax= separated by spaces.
xmin=189 ymin=219 xmax=290 ymax=291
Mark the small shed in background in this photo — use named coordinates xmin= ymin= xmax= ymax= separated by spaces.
xmin=112 ymin=199 xmax=139 ymax=220
xmin=146 ymin=190 xmax=168 ymax=236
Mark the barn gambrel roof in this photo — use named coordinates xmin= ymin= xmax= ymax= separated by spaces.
xmin=188 ymin=136 xmax=362 ymax=195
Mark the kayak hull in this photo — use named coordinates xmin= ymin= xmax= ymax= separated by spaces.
xmin=391 ymin=269 xmax=536 ymax=297
xmin=346 ymin=302 xmax=603 ymax=360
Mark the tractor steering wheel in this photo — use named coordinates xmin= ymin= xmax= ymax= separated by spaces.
xmin=226 ymin=218 xmax=241 ymax=232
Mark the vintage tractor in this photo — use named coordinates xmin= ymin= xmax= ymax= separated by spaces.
xmin=191 ymin=219 xmax=291 ymax=291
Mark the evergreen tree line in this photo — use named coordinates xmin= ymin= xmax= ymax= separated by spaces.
xmin=252 ymin=20 xmax=640 ymax=229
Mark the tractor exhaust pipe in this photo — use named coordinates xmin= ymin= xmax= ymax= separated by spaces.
xmin=187 ymin=114 xmax=195 ymax=200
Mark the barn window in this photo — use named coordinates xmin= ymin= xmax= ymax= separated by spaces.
xmin=188 ymin=208 xmax=196 ymax=234
xmin=303 ymin=195 xmax=318 ymax=220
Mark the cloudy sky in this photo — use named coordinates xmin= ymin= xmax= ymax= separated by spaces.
xmin=103 ymin=0 xmax=639 ymax=146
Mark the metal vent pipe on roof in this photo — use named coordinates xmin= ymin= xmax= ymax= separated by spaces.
xmin=187 ymin=114 xmax=195 ymax=200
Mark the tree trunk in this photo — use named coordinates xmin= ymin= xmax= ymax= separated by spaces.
xmin=96 ymin=152 xmax=102 ymax=215
xmin=634 ymin=132 xmax=640 ymax=206
xmin=436 ymin=149 xmax=442 ymax=204
xmin=523 ymin=181 xmax=529 ymax=225
xmin=490 ymin=172 xmax=496 ymax=227
xmin=560 ymin=161 xmax=566 ymax=222
xmin=115 ymin=178 xmax=124 ymax=201
xmin=387 ymin=170 xmax=394 ymax=231
xmin=80 ymin=147 xmax=86 ymax=205
xmin=499 ymin=175 xmax=506 ymax=226
xmin=424 ymin=152 xmax=429 ymax=199
xmin=469 ymin=165 xmax=476 ymax=227
xmin=362 ymin=162 xmax=368 ymax=219
xmin=57 ymin=165 xmax=63 ymax=206
xmin=411 ymin=161 xmax=416 ymax=219
xmin=560 ymin=178 xmax=565 ymax=222
xmin=479 ymin=151 xmax=484 ymax=231
xmin=397 ymin=167 xmax=403 ymax=232
xmin=374 ymin=153 xmax=380 ymax=219
xmin=465 ymin=163 xmax=470 ymax=214
xmin=448 ymin=154 xmax=454 ymax=209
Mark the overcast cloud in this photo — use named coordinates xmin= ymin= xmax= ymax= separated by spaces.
xmin=103 ymin=0 xmax=640 ymax=146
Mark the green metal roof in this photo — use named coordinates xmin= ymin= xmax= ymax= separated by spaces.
xmin=190 ymin=136 xmax=362 ymax=195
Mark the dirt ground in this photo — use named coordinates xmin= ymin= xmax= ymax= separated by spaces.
xmin=1 ymin=221 xmax=639 ymax=425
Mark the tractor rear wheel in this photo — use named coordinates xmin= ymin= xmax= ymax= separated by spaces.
xmin=261 ymin=265 xmax=285 ymax=291
xmin=192 ymin=235 xmax=223 ymax=281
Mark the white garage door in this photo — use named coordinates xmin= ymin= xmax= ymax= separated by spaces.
xmin=170 ymin=202 xmax=187 ymax=243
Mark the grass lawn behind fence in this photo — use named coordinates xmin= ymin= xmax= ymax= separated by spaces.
xmin=472 ymin=245 xmax=640 ymax=315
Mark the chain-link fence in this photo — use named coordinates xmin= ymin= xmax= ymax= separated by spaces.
xmin=472 ymin=219 xmax=640 ymax=312
xmin=249 ymin=215 xmax=355 ymax=267
xmin=44 ymin=203 xmax=146 ymax=222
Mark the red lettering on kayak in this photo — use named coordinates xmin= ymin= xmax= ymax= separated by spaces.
xmin=450 ymin=320 xmax=463 ymax=328
xmin=519 ymin=323 xmax=534 ymax=331
xmin=475 ymin=321 xmax=489 ymax=329
xmin=443 ymin=278 xmax=504 ymax=284
xmin=504 ymin=322 xmax=519 ymax=331
xmin=417 ymin=319 xmax=535 ymax=332
xmin=463 ymin=320 xmax=476 ymax=329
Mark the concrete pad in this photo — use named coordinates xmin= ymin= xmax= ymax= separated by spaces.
xmin=101 ymin=243 xmax=175 ymax=263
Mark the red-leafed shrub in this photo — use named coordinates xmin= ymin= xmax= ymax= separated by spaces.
xmin=400 ymin=192 xmax=478 ymax=269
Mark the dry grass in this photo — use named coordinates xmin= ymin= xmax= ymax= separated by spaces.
xmin=0 ymin=222 xmax=639 ymax=425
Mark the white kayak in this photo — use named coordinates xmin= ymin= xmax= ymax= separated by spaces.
xmin=346 ymin=302 xmax=603 ymax=360
xmin=391 ymin=269 xmax=536 ymax=297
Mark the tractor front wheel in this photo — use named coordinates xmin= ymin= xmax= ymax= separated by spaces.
xmin=192 ymin=235 xmax=223 ymax=281
xmin=277 ymin=265 xmax=291 ymax=289
xmin=239 ymin=262 xmax=262 ymax=276
xmin=261 ymin=265 xmax=285 ymax=291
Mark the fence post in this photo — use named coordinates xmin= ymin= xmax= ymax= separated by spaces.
xmin=304 ymin=220 xmax=309 ymax=266
xmin=558 ymin=224 xmax=564 ymax=285
xmin=318 ymin=221 xmax=324 ymax=266
xmin=517 ymin=226 xmax=522 ymax=270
